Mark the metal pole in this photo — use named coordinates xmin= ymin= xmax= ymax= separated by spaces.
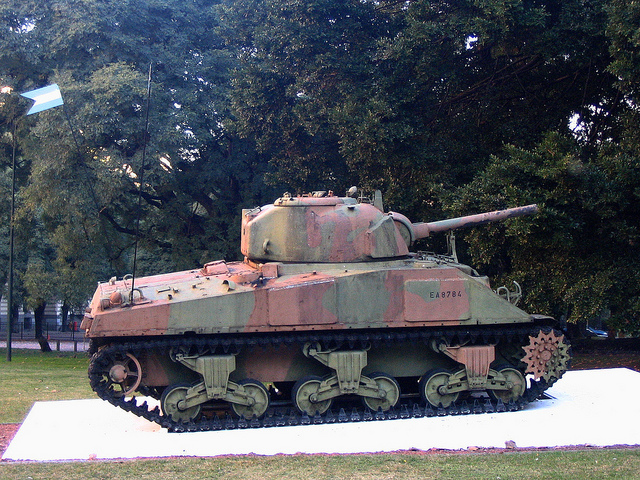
xmin=130 ymin=64 xmax=153 ymax=302
xmin=6 ymin=119 xmax=17 ymax=362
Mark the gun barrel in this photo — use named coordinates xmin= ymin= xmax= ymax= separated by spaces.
xmin=412 ymin=204 xmax=538 ymax=239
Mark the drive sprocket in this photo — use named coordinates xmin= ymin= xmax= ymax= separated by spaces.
xmin=522 ymin=327 xmax=571 ymax=386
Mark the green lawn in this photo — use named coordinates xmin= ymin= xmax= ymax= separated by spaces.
xmin=0 ymin=348 xmax=94 ymax=423
xmin=1 ymin=348 xmax=639 ymax=480
xmin=2 ymin=449 xmax=640 ymax=480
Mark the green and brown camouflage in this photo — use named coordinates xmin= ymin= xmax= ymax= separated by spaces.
xmin=240 ymin=191 xmax=538 ymax=262
xmin=82 ymin=190 xmax=571 ymax=427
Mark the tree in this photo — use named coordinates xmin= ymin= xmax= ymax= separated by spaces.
xmin=448 ymin=132 xmax=639 ymax=333
xmin=220 ymin=0 xmax=640 ymax=331
xmin=445 ymin=0 xmax=640 ymax=333
xmin=0 ymin=0 xmax=277 ymax=344
xmin=220 ymin=0 xmax=615 ymax=214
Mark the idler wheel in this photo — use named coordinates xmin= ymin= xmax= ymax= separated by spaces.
xmin=362 ymin=372 xmax=401 ymax=413
xmin=420 ymin=369 xmax=459 ymax=408
xmin=231 ymin=379 xmax=270 ymax=419
xmin=101 ymin=352 xmax=142 ymax=397
xmin=488 ymin=365 xmax=526 ymax=403
xmin=292 ymin=375 xmax=333 ymax=416
xmin=161 ymin=383 xmax=202 ymax=423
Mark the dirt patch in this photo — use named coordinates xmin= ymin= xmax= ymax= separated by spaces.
xmin=571 ymin=351 xmax=640 ymax=372
xmin=0 ymin=423 xmax=20 ymax=460
xmin=571 ymin=337 xmax=640 ymax=372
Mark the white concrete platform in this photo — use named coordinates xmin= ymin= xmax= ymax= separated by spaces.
xmin=4 ymin=368 xmax=640 ymax=461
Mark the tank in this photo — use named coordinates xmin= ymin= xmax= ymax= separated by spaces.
xmin=82 ymin=189 xmax=571 ymax=431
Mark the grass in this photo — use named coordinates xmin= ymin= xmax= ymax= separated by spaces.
xmin=0 ymin=348 xmax=94 ymax=423
xmin=1 ymin=449 xmax=640 ymax=479
xmin=1 ymin=348 xmax=639 ymax=480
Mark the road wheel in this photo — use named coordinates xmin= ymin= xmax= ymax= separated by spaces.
xmin=488 ymin=366 xmax=526 ymax=403
xmin=161 ymin=383 xmax=201 ymax=423
xmin=362 ymin=372 xmax=401 ymax=412
xmin=231 ymin=379 xmax=270 ymax=419
xmin=292 ymin=375 xmax=333 ymax=416
xmin=420 ymin=369 xmax=459 ymax=408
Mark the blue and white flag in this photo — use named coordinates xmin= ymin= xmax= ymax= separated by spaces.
xmin=21 ymin=84 xmax=64 ymax=115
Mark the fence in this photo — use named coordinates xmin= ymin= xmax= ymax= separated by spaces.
xmin=0 ymin=319 xmax=82 ymax=342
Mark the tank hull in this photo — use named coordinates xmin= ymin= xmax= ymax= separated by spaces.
xmin=82 ymin=257 xmax=530 ymax=339
xmin=84 ymin=255 xmax=570 ymax=431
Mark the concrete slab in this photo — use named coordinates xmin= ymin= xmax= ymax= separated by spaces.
xmin=4 ymin=368 xmax=640 ymax=461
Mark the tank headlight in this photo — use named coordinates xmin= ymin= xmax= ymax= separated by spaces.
xmin=110 ymin=291 xmax=124 ymax=306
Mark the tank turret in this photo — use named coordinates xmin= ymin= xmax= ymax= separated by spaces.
xmin=241 ymin=190 xmax=538 ymax=263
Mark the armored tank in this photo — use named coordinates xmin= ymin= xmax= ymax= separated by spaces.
xmin=82 ymin=189 xmax=571 ymax=430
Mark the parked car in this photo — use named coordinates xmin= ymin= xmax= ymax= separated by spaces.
xmin=586 ymin=326 xmax=608 ymax=338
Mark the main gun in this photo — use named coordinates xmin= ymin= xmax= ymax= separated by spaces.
xmin=390 ymin=204 xmax=539 ymax=262
xmin=411 ymin=204 xmax=539 ymax=239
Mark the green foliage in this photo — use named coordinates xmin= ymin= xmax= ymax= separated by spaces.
xmin=606 ymin=0 xmax=640 ymax=98
xmin=0 ymin=0 xmax=278 ymax=314
xmin=450 ymin=132 xmax=640 ymax=331
xmin=0 ymin=0 xmax=639 ymax=331
xmin=220 ymin=0 xmax=615 ymax=213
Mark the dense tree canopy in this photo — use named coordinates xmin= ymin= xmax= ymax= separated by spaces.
xmin=219 ymin=0 xmax=640 ymax=332
xmin=0 ymin=0 xmax=639 ymax=334
xmin=0 ymin=0 xmax=277 ymax=319
xmin=220 ymin=0 xmax=617 ymax=212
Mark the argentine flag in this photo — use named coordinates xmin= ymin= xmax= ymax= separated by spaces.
xmin=21 ymin=84 xmax=64 ymax=115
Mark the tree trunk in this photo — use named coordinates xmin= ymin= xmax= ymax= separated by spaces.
xmin=61 ymin=302 xmax=69 ymax=331
xmin=11 ymin=303 xmax=19 ymax=334
xmin=33 ymin=302 xmax=52 ymax=352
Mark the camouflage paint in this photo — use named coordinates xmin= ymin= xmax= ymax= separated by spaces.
xmin=241 ymin=196 xmax=409 ymax=263
xmin=83 ymin=193 xmax=536 ymax=339
xmin=82 ymin=192 xmax=547 ymax=394
xmin=237 ymin=344 xmax=324 ymax=382
xmin=82 ymin=257 xmax=529 ymax=340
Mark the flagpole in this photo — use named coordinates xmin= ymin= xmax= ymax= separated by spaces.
xmin=130 ymin=64 xmax=153 ymax=303
xmin=63 ymin=105 xmax=82 ymax=154
xmin=6 ymin=118 xmax=17 ymax=362
xmin=5 ymin=83 xmax=64 ymax=360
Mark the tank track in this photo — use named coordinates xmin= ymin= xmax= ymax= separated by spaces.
xmin=88 ymin=326 xmax=565 ymax=433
